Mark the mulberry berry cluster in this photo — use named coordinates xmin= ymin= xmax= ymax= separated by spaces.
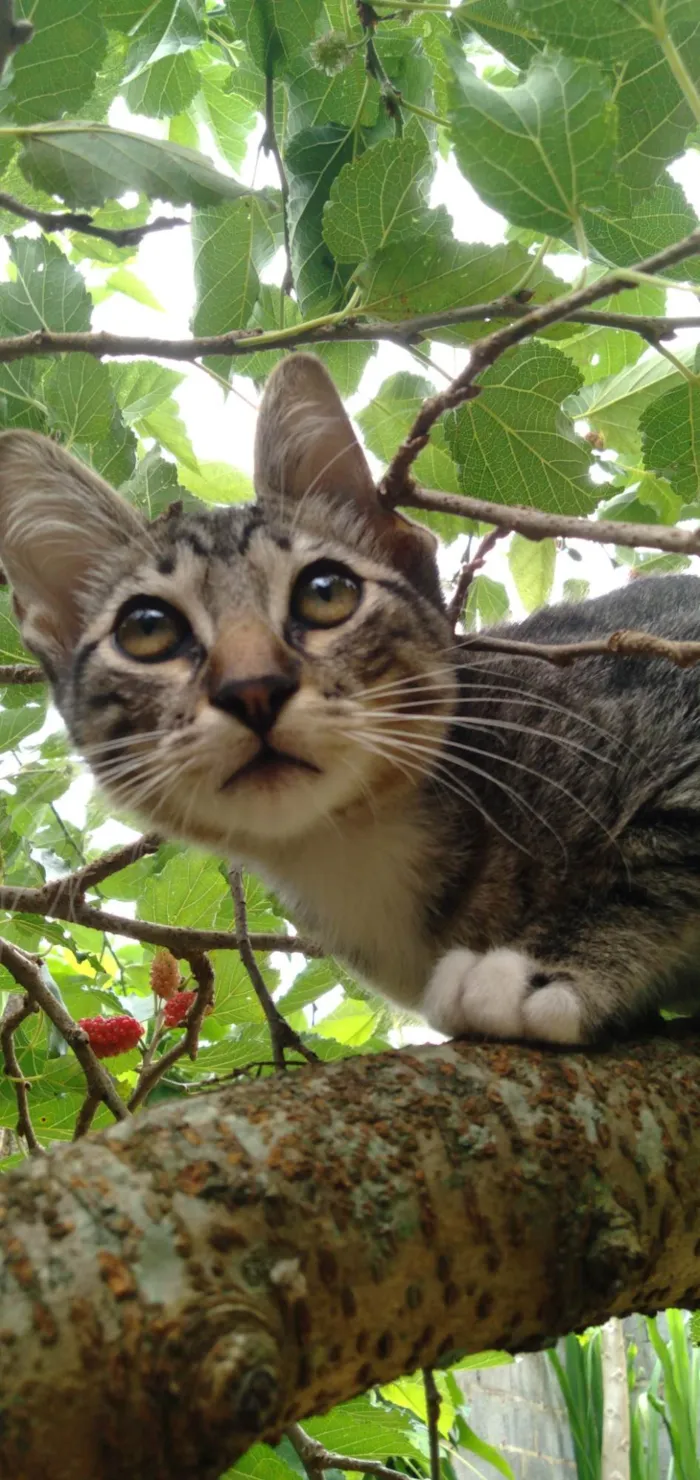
xmin=78 ymin=1015 xmax=144 ymax=1059
xmin=164 ymin=990 xmax=196 ymax=1028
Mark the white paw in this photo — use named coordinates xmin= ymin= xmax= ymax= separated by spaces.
xmin=422 ymin=949 xmax=585 ymax=1044
xmin=521 ymin=983 xmax=583 ymax=1044
xmin=422 ymin=947 xmax=532 ymax=1039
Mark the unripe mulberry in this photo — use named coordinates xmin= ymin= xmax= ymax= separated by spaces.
xmin=78 ymin=1015 xmax=144 ymax=1059
xmin=150 ymin=949 xmax=180 ymax=1001
xmin=164 ymin=990 xmax=196 ymax=1028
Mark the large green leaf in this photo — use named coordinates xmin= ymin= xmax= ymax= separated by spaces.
xmin=447 ymin=50 xmax=614 ymax=238
xmin=286 ymin=124 xmax=356 ymax=314
xmin=17 ymin=124 xmax=263 ymax=209
xmin=0 ymin=238 xmax=91 ymax=335
xmin=305 ymin=1397 xmax=426 ymax=1463
xmin=110 ymin=363 xmax=184 ymax=425
xmin=359 ymin=230 xmax=565 ymax=338
xmin=225 ymin=0 xmax=323 ymax=76
xmin=613 ymin=44 xmax=696 ymax=195
xmin=122 ymin=0 xmax=203 ymax=78
xmin=444 ymin=343 xmax=595 ymax=513
xmin=44 ymin=357 xmax=117 ymax=445
xmin=556 ymin=281 xmax=665 ymax=385
xmin=7 ymin=0 xmax=107 ymax=123
xmin=357 ymin=373 xmax=463 ymax=522
xmin=285 ymin=47 xmax=375 ymax=136
xmin=582 ymin=178 xmax=700 ymax=279
xmin=566 ymin=345 xmax=698 ymax=456
xmin=641 ymin=363 xmax=700 ymax=501
xmin=513 ymin=0 xmax=700 ymax=64
xmin=509 ymin=533 xmax=556 ymax=611
xmin=196 ymin=52 xmax=257 ymax=171
xmin=0 ymin=361 xmax=49 ymax=432
xmin=452 ymin=0 xmax=541 ymax=71
xmin=192 ymin=196 xmax=282 ymax=343
xmin=139 ymin=852 xmax=232 ymax=929
xmin=123 ymin=51 xmax=201 ymax=118
xmin=323 ymin=135 xmax=432 ymax=264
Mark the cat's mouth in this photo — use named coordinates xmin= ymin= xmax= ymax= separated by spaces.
xmin=221 ymin=744 xmax=321 ymax=791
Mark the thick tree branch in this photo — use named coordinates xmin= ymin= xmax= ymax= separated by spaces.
xmin=379 ymin=226 xmax=700 ymax=503
xmin=0 ymin=937 xmax=128 ymax=1124
xmin=0 ymin=662 xmax=44 ymax=683
xmin=0 ymin=192 xmax=187 ymax=246
xmin=0 ymin=991 xmax=40 ymax=1153
xmin=0 ymin=1026 xmax=698 ymax=1480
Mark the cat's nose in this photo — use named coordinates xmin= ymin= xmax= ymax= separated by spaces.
xmin=209 ymin=673 xmax=298 ymax=735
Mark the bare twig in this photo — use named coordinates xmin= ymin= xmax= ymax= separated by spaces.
xmin=447 ymin=526 xmax=508 ymax=625
xmin=404 ymin=485 xmax=700 ymax=560
xmin=73 ymin=1091 xmax=101 ymax=1141
xmin=51 ymin=832 xmax=161 ymax=901
xmin=463 ymin=628 xmax=700 ymax=669
xmin=0 ymin=302 xmax=698 ymax=370
xmin=0 ymin=992 xmax=41 ymax=1153
xmin=127 ymin=951 xmax=215 ymax=1111
xmin=0 ymin=664 xmax=44 ymax=684
xmin=286 ymin=1423 xmax=407 ymax=1480
xmin=0 ymin=938 xmax=129 ymax=1124
xmin=0 ymin=0 xmax=32 ymax=83
xmin=423 ymin=1368 xmax=442 ymax=1480
xmin=0 ymin=192 xmax=187 ymax=246
xmin=379 ymin=226 xmax=700 ymax=504
xmin=262 ymin=75 xmax=293 ymax=296
xmin=229 ymin=868 xmax=317 ymax=1071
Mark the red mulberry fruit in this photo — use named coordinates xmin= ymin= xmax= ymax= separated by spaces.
xmin=164 ymin=991 xmax=196 ymax=1028
xmin=78 ymin=1015 xmax=144 ymax=1059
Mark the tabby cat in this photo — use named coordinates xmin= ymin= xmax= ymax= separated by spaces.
xmin=0 ymin=352 xmax=699 ymax=1045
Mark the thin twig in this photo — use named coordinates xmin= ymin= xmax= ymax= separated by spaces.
xmin=73 ymin=1091 xmax=101 ymax=1141
xmin=51 ymin=833 xmax=161 ymax=903
xmin=379 ymin=226 xmax=700 ymax=504
xmin=423 ymin=1368 xmax=441 ymax=1480
xmin=0 ymin=992 xmax=41 ymax=1153
xmin=262 ymin=75 xmax=293 ymax=296
xmin=0 ymin=192 xmax=187 ymax=246
xmin=229 ymin=868 xmax=317 ymax=1071
xmin=463 ymin=629 xmax=700 ymax=669
xmin=286 ymin=1423 xmax=407 ymax=1480
xmin=0 ymin=663 xmax=44 ymax=683
xmin=0 ymin=938 xmax=129 ymax=1124
xmin=0 ymin=0 xmax=32 ymax=83
xmin=447 ymin=526 xmax=508 ymax=625
xmin=127 ymin=951 xmax=215 ymax=1111
xmin=403 ymin=485 xmax=700 ymax=560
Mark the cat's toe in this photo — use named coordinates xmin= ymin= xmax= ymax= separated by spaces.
xmin=422 ymin=947 xmax=531 ymax=1039
xmin=521 ymin=981 xmax=584 ymax=1044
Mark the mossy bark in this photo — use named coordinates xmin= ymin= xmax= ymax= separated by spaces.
xmin=1 ymin=1029 xmax=699 ymax=1480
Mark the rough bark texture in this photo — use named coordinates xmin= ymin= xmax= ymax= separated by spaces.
xmin=0 ymin=1029 xmax=699 ymax=1480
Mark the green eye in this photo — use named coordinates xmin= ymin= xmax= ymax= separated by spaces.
xmin=291 ymin=561 xmax=362 ymax=629
xmin=114 ymin=598 xmax=192 ymax=663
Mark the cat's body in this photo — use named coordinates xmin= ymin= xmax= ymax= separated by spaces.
xmin=1 ymin=353 xmax=700 ymax=1044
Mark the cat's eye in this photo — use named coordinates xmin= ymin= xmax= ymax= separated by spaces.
xmin=290 ymin=561 xmax=362 ymax=629
xmin=114 ymin=598 xmax=193 ymax=663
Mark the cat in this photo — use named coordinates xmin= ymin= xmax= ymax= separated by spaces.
xmin=0 ymin=351 xmax=699 ymax=1046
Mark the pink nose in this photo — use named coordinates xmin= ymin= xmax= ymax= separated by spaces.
xmin=209 ymin=673 xmax=298 ymax=735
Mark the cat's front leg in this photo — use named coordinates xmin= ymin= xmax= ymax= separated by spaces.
xmin=421 ymin=948 xmax=585 ymax=1044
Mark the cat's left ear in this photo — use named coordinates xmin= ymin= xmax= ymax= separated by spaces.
xmin=0 ymin=431 xmax=145 ymax=675
xmin=254 ymin=354 xmax=441 ymax=602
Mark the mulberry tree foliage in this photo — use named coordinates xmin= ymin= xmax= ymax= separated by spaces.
xmin=0 ymin=0 xmax=698 ymax=1475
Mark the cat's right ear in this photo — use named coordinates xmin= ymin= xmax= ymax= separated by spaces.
xmin=0 ymin=431 xmax=145 ymax=675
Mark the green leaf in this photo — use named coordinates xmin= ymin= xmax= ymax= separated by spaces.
xmin=557 ymin=282 xmax=665 ymax=385
xmin=285 ymin=47 xmax=375 ymax=136
xmin=452 ymin=0 xmax=541 ymax=71
xmin=464 ymin=573 xmax=510 ymax=628
xmin=192 ymin=197 xmax=281 ymax=338
xmin=286 ymin=124 xmax=356 ymax=314
xmin=0 ymin=361 xmax=49 ymax=432
xmin=139 ymin=851 xmax=231 ymax=929
xmin=445 ymin=343 xmax=595 ymax=513
xmin=359 ymin=229 xmax=565 ymax=338
xmin=513 ymin=0 xmax=699 ymax=63
xmin=0 ymin=696 xmax=48 ymax=752
xmin=305 ymin=1397 xmax=426 ymax=1463
xmin=447 ymin=49 xmax=614 ymax=237
xmin=123 ymin=51 xmax=201 ymax=118
xmin=0 ymin=238 xmax=91 ymax=336
xmin=613 ymin=43 xmax=696 ymax=195
xmin=509 ymin=533 xmax=556 ymax=611
xmin=110 ymin=363 xmax=183 ymax=424
xmin=178 ymin=462 xmax=254 ymax=504
xmin=121 ymin=450 xmax=183 ymax=518
xmin=357 ymin=373 xmax=463 ymax=528
xmin=196 ymin=52 xmax=257 ymax=172
xmin=18 ymin=124 xmax=265 ymax=209
xmin=323 ymin=135 xmax=432 ymax=264
xmin=0 ymin=591 xmax=31 ymax=663
xmin=7 ymin=0 xmax=107 ymax=123
xmin=103 ymin=268 xmax=164 ymax=312
xmin=640 ymin=371 xmax=700 ymax=500
xmin=315 ymin=997 xmax=390 ymax=1047
xmin=122 ymin=0 xmax=202 ymax=77
xmin=453 ymin=1416 xmax=516 ymax=1480
xmin=45 ymin=357 xmax=117 ymax=445
xmin=566 ymin=345 xmax=698 ymax=457
xmin=582 ymin=178 xmax=700 ymax=282
xmin=225 ymin=0 xmax=324 ymax=76
xmin=232 ymin=1444 xmax=300 ymax=1480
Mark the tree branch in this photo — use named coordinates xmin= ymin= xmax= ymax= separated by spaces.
xmin=0 ymin=0 xmax=32 ymax=84
xmin=447 ymin=526 xmax=508 ymax=626
xmin=262 ymin=75 xmax=294 ymax=296
xmin=423 ymin=1368 xmax=441 ymax=1480
xmin=1 ymin=1024 xmax=699 ymax=1480
xmin=403 ymin=485 xmax=700 ymax=559
xmin=379 ymin=226 xmax=700 ymax=504
xmin=229 ymin=868 xmax=318 ymax=1069
xmin=463 ymin=628 xmax=700 ymax=669
xmin=0 ymin=192 xmax=187 ymax=246
xmin=0 ymin=663 xmax=44 ymax=683
xmin=286 ymin=1423 xmax=409 ymax=1480
xmin=0 ymin=991 xmax=40 ymax=1153
xmin=0 ymin=937 xmax=128 ymax=1124
xmin=127 ymin=951 xmax=215 ymax=1112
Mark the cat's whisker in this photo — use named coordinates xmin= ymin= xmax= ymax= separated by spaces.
xmin=369 ymin=709 xmax=617 ymax=769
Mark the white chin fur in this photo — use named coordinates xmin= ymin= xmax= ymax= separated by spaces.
xmin=422 ymin=947 xmax=584 ymax=1044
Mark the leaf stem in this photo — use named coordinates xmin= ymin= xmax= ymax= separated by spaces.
xmin=650 ymin=0 xmax=700 ymax=124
